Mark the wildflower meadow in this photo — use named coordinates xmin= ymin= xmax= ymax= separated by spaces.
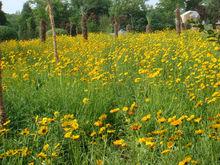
xmin=0 ymin=31 xmax=220 ymax=165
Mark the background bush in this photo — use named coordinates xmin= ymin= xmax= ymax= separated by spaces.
xmin=0 ymin=26 xmax=17 ymax=41
xmin=46 ymin=28 xmax=68 ymax=36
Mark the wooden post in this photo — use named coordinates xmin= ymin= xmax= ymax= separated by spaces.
xmin=0 ymin=51 xmax=6 ymax=125
xmin=146 ymin=16 xmax=152 ymax=33
xmin=176 ymin=7 xmax=181 ymax=35
xmin=114 ymin=18 xmax=119 ymax=38
xmin=47 ymin=0 xmax=59 ymax=63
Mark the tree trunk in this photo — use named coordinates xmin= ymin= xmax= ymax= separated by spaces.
xmin=126 ymin=24 xmax=132 ymax=32
xmin=40 ymin=19 xmax=47 ymax=42
xmin=114 ymin=18 xmax=119 ymax=38
xmin=47 ymin=0 xmax=59 ymax=63
xmin=176 ymin=7 xmax=181 ymax=35
xmin=0 ymin=51 xmax=6 ymax=125
xmin=70 ymin=24 xmax=77 ymax=36
xmin=146 ymin=25 xmax=152 ymax=33
xmin=81 ymin=13 xmax=88 ymax=40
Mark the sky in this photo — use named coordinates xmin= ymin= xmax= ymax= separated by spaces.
xmin=1 ymin=0 xmax=159 ymax=14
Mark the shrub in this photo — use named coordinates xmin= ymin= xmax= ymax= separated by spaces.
xmin=88 ymin=20 xmax=100 ymax=32
xmin=46 ymin=28 xmax=68 ymax=36
xmin=0 ymin=26 xmax=17 ymax=41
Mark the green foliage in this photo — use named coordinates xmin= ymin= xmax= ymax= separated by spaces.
xmin=203 ymin=28 xmax=220 ymax=44
xmin=203 ymin=0 xmax=220 ymax=24
xmin=99 ymin=15 xmax=112 ymax=33
xmin=88 ymin=20 xmax=99 ymax=32
xmin=0 ymin=26 xmax=17 ymax=41
xmin=46 ymin=28 xmax=68 ymax=36
xmin=0 ymin=1 xmax=7 ymax=25
xmin=3 ymin=0 xmax=220 ymax=36
xmin=18 ymin=2 xmax=37 ymax=40
xmin=185 ymin=0 xmax=203 ymax=11
xmin=29 ymin=0 xmax=48 ymax=22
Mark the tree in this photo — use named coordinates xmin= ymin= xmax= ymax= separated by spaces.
xmin=0 ymin=1 xmax=7 ymax=25
xmin=29 ymin=0 xmax=48 ymax=42
xmin=110 ymin=0 xmax=147 ymax=37
xmin=185 ymin=0 xmax=203 ymax=11
xmin=18 ymin=2 xmax=36 ymax=40
xmin=151 ymin=0 xmax=184 ymax=30
xmin=70 ymin=0 xmax=110 ymax=40
xmin=203 ymin=0 xmax=220 ymax=24
xmin=47 ymin=0 xmax=59 ymax=63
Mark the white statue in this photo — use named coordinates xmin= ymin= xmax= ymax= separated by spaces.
xmin=181 ymin=11 xmax=200 ymax=28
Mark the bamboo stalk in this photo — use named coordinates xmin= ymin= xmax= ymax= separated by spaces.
xmin=176 ymin=7 xmax=181 ymax=35
xmin=47 ymin=0 xmax=59 ymax=63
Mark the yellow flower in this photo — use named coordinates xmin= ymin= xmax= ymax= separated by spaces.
xmin=134 ymin=78 xmax=141 ymax=83
xmin=187 ymin=115 xmax=195 ymax=121
xmin=194 ymin=117 xmax=202 ymax=123
xmin=110 ymin=108 xmax=120 ymax=113
xmin=122 ymin=106 xmax=129 ymax=111
xmin=210 ymin=124 xmax=220 ymax=129
xmin=157 ymin=110 xmax=163 ymax=117
xmin=214 ymin=46 xmax=220 ymax=51
xmin=23 ymin=73 xmax=29 ymax=80
xmin=168 ymin=116 xmax=176 ymax=123
xmin=39 ymin=117 xmax=54 ymax=125
xmin=195 ymin=129 xmax=204 ymax=135
xmin=90 ymin=131 xmax=97 ymax=137
xmin=64 ymin=131 xmax=72 ymax=138
xmin=43 ymin=144 xmax=49 ymax=151
xmin=212 ymin=91 xmax=220 ymax=97
xmin=94 ymin=121 xmax=103 ymax=127
xmin=37 ymin=152 xmax=47 ymax=159
xmin=178 ymin=156 xmax=192 ymax=165
xmin=82 ymin=98 xmax=90 ymax=105
xmin=72 ymin=135 xmax=80 ymax=140
xmin=195 ymin=101 xmax=203 ymax=108
xmin=28 ymin=161 xmax=34 ymax=165
xmin=20 ymin=128 xmax=30 ymax=136
xmin=170 ymin=119 xmax=182 ymax=126
xmin=157 ymin=117 xmax=166 ymax=123
xmin=54 ymin=111 xmax=60 ymax=118
xmin=37 ymin=126 xmax=48 ymax=136
xmin=141 ymin=114 xmax=151 ymax=122
xmin=167 ymin=141 xmax=174 ymax=149
xmin=96 ymin=159 xmax=103 ymax=165
xmin=130 ymin=102 xmax=137 ymax=111
xmin=151 ymin=129 xmax=167 ymax=135
xmin=52 ymin=152 xmax=58 ymax=157
xmin=107 ymin=129 xmax=115 ymax=134
xmin=145 ymin=98 xmax=151 ymax=103
xmin=63 ymin=114 xmax=74 ymax=120
xmin=214 ymin=82 xmax=220 ymax=88
xmin=138 ymin=137 xmax=154 ymax=143
xmin=130 ymin=123 xmax=142 ymax=131
xmin=3 ymin=120 xmax=10 ymax=126
xmin=99 ymin=114 xmax=107 ymax=121
xmin=12 ymin=73 xmax=18 ymax=79
xmin=161 ymin=149 xmax=171 ymax=154
xmin=98 ymin=127 xmax=106 ymax=134
xmin=62 ymin=119 xmax=79 ymax=130
xmin=113 ymin=139 xmax=127 ymax=147
xmin=145 ymin=141 xmax=155 ymax=148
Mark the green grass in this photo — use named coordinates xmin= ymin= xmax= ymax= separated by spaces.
xmin=0 ymin=31 xmax=220 ymax=165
